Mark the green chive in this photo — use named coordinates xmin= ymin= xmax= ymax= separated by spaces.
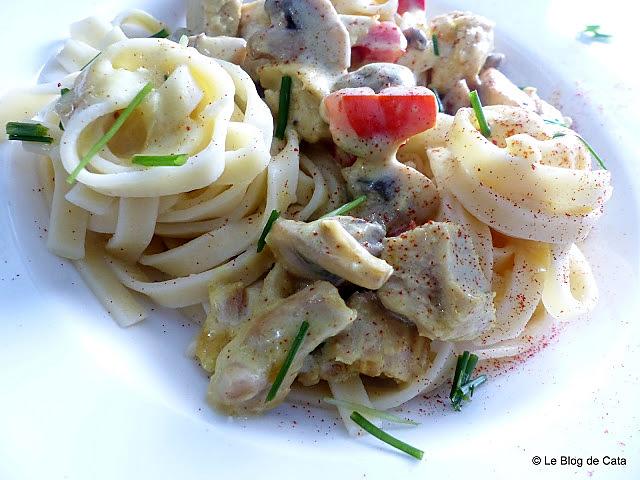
xmin=132 ymin=154 xmax=188 ymax=167
xmin=265 ymin=320 xmax=309 ymax=403
xmin=543 ymin=118 xmax=570 ymax=128
xmin=59 ymin=121 xmax=64 ymax=132
xmin=324 ymin=398 xmax=419 ymax=425
xmin=432 ymin=87 xmax=443 ymax=113
xmin=459 ymin=374 xmax=487 ymax=398
xmin=257 ymin=209 xmax=280 ymax=252
xmin=432 ymin=34 xmax=439 ymax=56
xmin=80 ymin=52 xmax=101 ymax=71
xmin=551 ymin=132 xmax=606 ymax=170
xmin=469 ymin=90 xmax=491 ymax=138
xmin=7 ymin=122 xmax=50 ymax=138
xmin=319 ymin=195 xmax=366 ymax=219
xmin=275 ymin=75 xmax=292 ymax=140
xmin=582 ymin=25 xmax=612 ymax=39
xmin=349 ymin=412 xmax=424 ymax=460
xmin=150 ymin=27 xmax=171 ymax=39
xmin=66 ymin=82 xmax=153 ymax=184
xmin=450 ymin=351 xmax=484 ymax=411
xmin=60 ymin=88 xmax=71 ymax=96
xmin=6 ymin=122 xmax=53 ymax=143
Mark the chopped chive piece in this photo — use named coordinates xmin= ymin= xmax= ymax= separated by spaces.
xmin=551 ymin=132 xmax=606 ymax=170
xmin=320 ymin=195 xmax=366 ymax=219
xmin=324 ymin=398 xmax=419 ymax=425
xmin=7 ymin=122 xmax=50 ymax=138
xmin=80 ymin=52 xmax=101 ymax=71
xmin=265 ymin=320 xmax=309 ymax=402
xmin=450 ymin=351 xmax=485 ymax=411
xmin=432 ymin=34 xmax=439 ymax=56
xmin=257 ymin=209 xmax=280 ymax=252
xmin=66 ymin=82 xmax=153 ymax=184
xmin=582 ymin=25 xmax=612 ymax=39
xmin=469 ymin=90 xmax=491 ymax=138
xmin=459 ymin=374 xmax=487 ymax=398
xmin=132 ymin=154 xmax=188 ymax=166
xmin=59 ymin=121 xmax=64 ymax=132
xmin=60 ymin=88 xmax=71 ymax=96
xmin=6 ymin=122 xmax=54 ymax=143
xmin=150 ymin=27 xmax=171 ymax=38
xmin=8 ymin=134 xmax=53 ymax=143
xmin=275 ymin=75 xmax=292 ymax=140
xmin=432 ymin=87 xmax=443 ymax=113
xmin=544 ymin=118 xmax=570 ymax=128
xmin=350 ymin=412 xmax=424 ymax=460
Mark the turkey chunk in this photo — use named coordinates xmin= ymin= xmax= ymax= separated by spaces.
xmin=429 ymin=11 xmax=494 ymax=93
xmin=187 ymin=0 xmax=242 ymax=37
xmin=208 ymin=281 xmax=356 ymax=414
xmin=266 ymin=216 xmax=392 ymax=289
xmin=377 ymin=223 xmax=495 ymax=341
xmin=301 ymin=292 xmax=430 ymax=385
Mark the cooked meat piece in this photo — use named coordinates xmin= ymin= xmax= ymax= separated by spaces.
xmin=403 ymin=27 xmax=428 ymax=51
xmin=429 ymin=11 xmax=494 ymax=93
xmin=196 ymin=280 xmax=263 ymax=373
xmin=266 ymin=216 xmax=392 ymax=289
xmin=208 ymin=281 xmax=356 ymax=414
xmin=342 ymin=158 xmax=439 ymax=235
xmin=244 ymin=0 xmax=350 ymax=141
xmin=377 ymin=222 xmax=495 ymax=341
xmin=187 ymin=0 xmax=242 ymax=37
xmin=478 ymin=68 xmax=566 ymax=123
xmin=442 ymin=79 xmax=471 ymax=114
xmin=331 ymin=63 xmax=416 ymax=93
xmin=188 ymin=34 xmax=247 ymax=64
xmin=307 ymin=292 xmax=430 ymax=384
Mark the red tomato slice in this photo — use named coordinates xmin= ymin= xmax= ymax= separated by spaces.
xmin=325 ymin=87 xmax=437 ymax=142
xmin=398 ymin=0 xmax=427 ymax=15
xmin=351 ymin=22 xmax=407 ymax=66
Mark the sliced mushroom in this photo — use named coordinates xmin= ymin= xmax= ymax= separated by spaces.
xmin=299 ymin=292 xmax=430 ymax=385
xmin=208 ymin=281 xmax=356 ymax=414
xmin=266 ymin=216 xmax=392 ymax=290
xmin=377 ymin=222 xmax=495 ymax=341
xmin=186 ymin=0 xmax=242 ymax=37
xmin=331 ymin=63 xmax=416 ymax=93
xmin=342 ymin=158 xmax=439 ymax=235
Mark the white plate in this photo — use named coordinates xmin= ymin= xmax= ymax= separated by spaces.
xmin=1 ymin=1 xmax=639 ymax=479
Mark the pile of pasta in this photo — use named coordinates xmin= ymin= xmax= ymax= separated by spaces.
xmin=25 ymin=12 xmax=298 ymax=326
xmin=16 ymin=9 xmax=611 ymax=415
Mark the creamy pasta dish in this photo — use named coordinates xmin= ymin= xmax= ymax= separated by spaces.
xmin=3 ymin=0 xmax=612 ymax=458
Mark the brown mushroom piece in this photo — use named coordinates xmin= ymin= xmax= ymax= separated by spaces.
xmin=331 ymin=63 xmax=416 ymax=93
xmin=298 ymin=292 xmax=430 ymax=385
xmin=342 ymin=159 xmax=440 ymax=236
xmin=266 ymin=216 xmax=392 ymax=290
xmin=244 ymin=0 xmax=350 ymax=141
xmin=377 ymin=222 xmax=495 ymax=341
xmin=208 ymin=281 xmax=356 ymax=414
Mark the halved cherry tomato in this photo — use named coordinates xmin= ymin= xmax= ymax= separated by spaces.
xmin=351 ymin=22 xmax=407 ymax=66
xmin=324 ymin=86 xmax=437 ymax=142
xmin=398 ymin=0 xmax=427 ymax=15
